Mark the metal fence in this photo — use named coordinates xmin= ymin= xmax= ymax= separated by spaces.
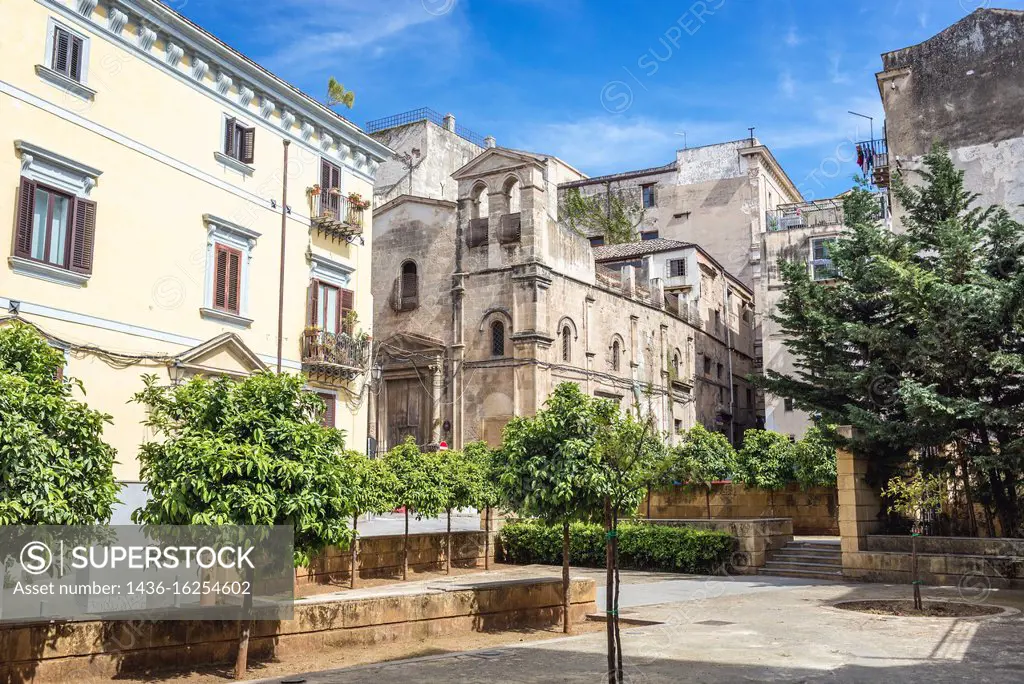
xmin=365 ymin=108 xmax=487 ymax=149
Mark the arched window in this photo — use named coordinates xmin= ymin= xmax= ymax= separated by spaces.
xmin=672 ymin=351 xmax=680 ymax=378
xmin=611 ymin=340 xmax=621 ymax=372
xmin=471 ymin=183 xmax=489 ymax=219
xmin=561 ymin=325 xmax=571 ymax=362
xmin=399 ymin=260 xmax=418 ymax=310
xmin=503 ymin=176 xmax=521 ymax=214
xmin=491 ymin=320 xmax=505 ymax=357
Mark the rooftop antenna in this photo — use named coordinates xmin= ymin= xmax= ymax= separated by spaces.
xmin=674 ymin=131 xmax=687 ymax=149
xmin=748 ymin=127 xmax=756 ymax=146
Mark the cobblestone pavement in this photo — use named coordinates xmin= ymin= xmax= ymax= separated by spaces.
xmin=254 ymin=571 xmax=1024 ymax=683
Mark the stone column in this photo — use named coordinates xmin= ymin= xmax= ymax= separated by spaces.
xmin=836 ymin=426 xmax=881 ymax=573
xmin=430 ymin=356 xmax=443 ymax=444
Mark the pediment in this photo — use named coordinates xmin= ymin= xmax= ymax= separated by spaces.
xmin=175 ymin=333 xmax=266 ymax=379
xmin=451 ymin=147 xmax=546 ymax=181
xmin=380 ymin=331 xmax=446 ymax=354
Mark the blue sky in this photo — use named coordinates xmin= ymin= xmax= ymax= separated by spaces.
xmin=176 ymin=0 xmax=1024 ymax=199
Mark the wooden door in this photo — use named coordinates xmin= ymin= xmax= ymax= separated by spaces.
xmin=386 ymin=378 xmax=431 ymax=449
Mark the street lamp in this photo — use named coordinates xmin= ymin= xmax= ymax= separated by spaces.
xmin=848 ymin=110 xmax=874 ymax=142
xmin=371 ymin=362 xmax=383 ymax=386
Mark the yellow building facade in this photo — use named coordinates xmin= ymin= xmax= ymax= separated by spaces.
xmin=0 ymin=0 xmax=390 ymax=513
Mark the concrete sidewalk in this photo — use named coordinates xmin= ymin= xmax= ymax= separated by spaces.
xmin=255 ymin=572 xmax=1024 ymax=683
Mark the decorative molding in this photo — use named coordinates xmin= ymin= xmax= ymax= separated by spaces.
xmin=9 ymin=257 xmax=91 ymax=288
xmin=337 ymin=143 xmax=352 ymax=162
xmin=108 ymin=7 xmax=128 ymax=33
xmin=238 ymin=85 xmax=254 ymax=107
xmin=301 ymin=121 xmax=314 ymax=141
xmin=191 ymin=56 xmax=209 ymax=81
xmin=33 ymin=0 xmax=392 ymax=170
xmin=320 ymin=133 xmax=334 ymax=151
xmin=165 ymin=42 xmax=183 ymax=66
xmin=213 ymin=151 xmax=254 ymax=177
xmin=215 ymin=70 xmax=232 ymax=93
xmin=309 ymin=253 xmax=354 ymax=287
xmin=35 ymin=64 xmax=96 ymax=101
xmin=260 ymin=98 xmax=276 ymax=119
xmin=199 ymin=307 xmax=253 ymax=329
xmin=77 ymin=0 xmax=98 ymax=16
xmin=15 ymin=140 xmax=103 ymax=186
xmin=280 ymin=110 xmax=295 ymax=130
xmin=203 ymin=213 xmax=262 ymax=242
xmin=138 ymin=26 xmax=157 ymax=51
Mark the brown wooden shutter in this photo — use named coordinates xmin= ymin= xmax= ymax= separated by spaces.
xmin=14 ymin=178 xmax=37 ymax=258
xmin=213 ymin=246 xmax=228 ymax=309
xmin=226 ymin=249 xmax=241 ymax=314
xmin=69 ymin=197 xmax=97 ymax=274
xmin=53 ymin=28 xmax=70 ymax=75
xmin=320 ymin=159 xmax=331 ymax=190
xmin=307 ymin=280 xmax=320 ymax=327
xmin=319 ymin=392 xmax=336 ymax=428
xmin=224 ymin=118 xmax=237 ymax=157
xmin=340 ymin=288 xmax=355 ymax=333
xmin=69 ymin=35 xmax=83 ymax=81
xmin=241 ymin=127 xmax=255 ymax=164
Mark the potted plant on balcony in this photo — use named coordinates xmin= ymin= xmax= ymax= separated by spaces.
xmin=347 ymin=192 xmax=371 ymax=211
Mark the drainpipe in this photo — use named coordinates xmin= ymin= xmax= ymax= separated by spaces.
xmin=724 ymin=277 xmax=735 ymax=445
xmin=276 ymin=140 xmax=290 ymax=373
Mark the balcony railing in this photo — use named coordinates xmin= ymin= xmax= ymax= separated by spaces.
xmin=301 ymin=328 xmax=370 ymax=381
xmin=467 ymin=217 xmax=489 ymax=247
xmin=498 ymin=212 xmax=522 ymax=244
xmin=311 ymin=192 xmax=365 ymax=240
xmin=857 ymin=138 xmax=890 ymax=188
xmin=767 ymin=193 xmax=889 ymax=232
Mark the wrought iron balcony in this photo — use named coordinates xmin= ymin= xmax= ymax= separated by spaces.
xmin=301 ymin=328 xmax=370 ymax=381
xmin=467 ymin=217 xmax=489 ymax=247
xmin=857 ymin=138 xmax=890 ymax=188
xmin=311 ymin=192 xmax=365 ymax=240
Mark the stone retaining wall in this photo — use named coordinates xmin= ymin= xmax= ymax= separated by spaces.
xmin=298 ymin=530 xmax=491 ymax=586
xmin=637 ymin=518 xmax=793 ymax=573
xmin=642 ymin=483 xmax=838 ymax=535
xmin=1 ymin=576 xmax=596 ymax=683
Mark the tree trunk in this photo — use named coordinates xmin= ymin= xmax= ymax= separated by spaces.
xmin=706 ymin=488 xmax=712 ymax=519
xmin=350 ymin=514 xmax=359 ymax=589
xmin=234 ymin=565 xmax=255 ymax=679
xmin=987 ymin=468 xmax=1018 ymax=536
xmin=958 ymin=454 xmax=978 ymax=537
xmin=484 ymin=506 xmax=491 ymax=570
xmin=613 ymin=507 xmax=623 ymax=684
xmin=446 ymin=508 xmax=452 ymax=575
xmin=604 ymin=499 xmax=615 ymax=684
xmin=562 ymin=519 xmax=571 ymax=635
xmin=646 ymin=485 xmax=651 ymax=519
xmin=912 ymin=532 xmax=922 ymax=610
xmin=403 ymin=507 xmax=409 ymax=581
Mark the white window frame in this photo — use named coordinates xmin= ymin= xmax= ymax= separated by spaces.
xmin=214 ymin=113 xmax=256 ymax=176
xmin=38 ymin=17 xmax=95 ymax=101
xmin=641 ymin=183 xmax=656 ymax=209
xmin=200 ymin=214 xmax=260 ymax=327
xmin=10 ymin=140 xmax=102 ymax=287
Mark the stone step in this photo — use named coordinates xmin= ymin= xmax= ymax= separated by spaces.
xmin=788 ymin=542 xmax=841 ymax=551
xmin=758 ymin=567 xmax=844 ymax=581
xmin=763 ymin=560 xmax=842 ymax=572
xmin=772 ymin=550 xmax=841 ymax=562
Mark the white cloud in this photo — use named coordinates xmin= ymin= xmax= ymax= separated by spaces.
xmin=784 ymin=26 xmax=802 ymax=47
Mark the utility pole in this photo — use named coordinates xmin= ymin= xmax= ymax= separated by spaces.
xmin=276 ymin=140 xmax=290 ymax=373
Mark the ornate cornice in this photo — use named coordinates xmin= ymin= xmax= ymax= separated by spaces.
xmin=35 ymin=0 xmax=392 ymax=181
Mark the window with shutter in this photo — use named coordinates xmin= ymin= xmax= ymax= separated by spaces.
xmin=320 ymin=159 xmax=342 ymax=218
xmin=224 ymin=117 xmax=237 ymax=158
xmin=318 ymin=392 xmax=336 ymax=428
xmin=340 ymin=288 xmax=355 ymax=333
xmin=52 ymin=28 xmax=70 ymax=76
xmin=212 ymin=244 xmax=242 ymax=314
xmin=399 ymin=261 xmax=418 ymax=310
xmin=241 ymin=127 xmax=256 ymax=164
xmin=13 ymin=177 xmax=94 ymax=273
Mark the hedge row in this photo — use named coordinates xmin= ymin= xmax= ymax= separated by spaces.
xmin=497 ymin=520 xmax=733 ymax=574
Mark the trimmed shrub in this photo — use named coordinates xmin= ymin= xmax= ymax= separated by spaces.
xmin=498 ymin=520 xmax=733 ymax=574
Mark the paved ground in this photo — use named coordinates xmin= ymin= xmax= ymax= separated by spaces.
xmin=255 ymin=568 xmax=1024 ymax=683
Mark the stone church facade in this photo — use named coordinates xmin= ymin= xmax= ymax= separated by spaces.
xmin=369 ymin=122 xmax=755 ymax=451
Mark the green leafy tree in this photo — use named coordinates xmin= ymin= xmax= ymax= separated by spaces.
xmin=346 ymin=452 xmax=397 ymax=588
xmin=662 ymin=424 xmax=738 ymax=518
xmin=132 ymin=371 xmax=358 ymax=677
xmin=792 ymin=426 xmax=838 ymax=489
xmin=326 ymin=76 xmax=355 ymax=109
xmin=383 ymin=438 xmax=447 ymax=580
xmin=762 ymin=145 xmax=1024 ymax=536
xmin=882 ymin=469 xmax=945 ymax=609
xmin=560 ymin=187 xmax=647 ymax=244
xmin=436 ymin=448 xmax=480 ymax=575
xmin=493 ymin=382 xmax=614 ymax=633
xmin=593 ymin=403 xmax=666 ymax=683
xmin=464 ymin=440 xmax=501 ymax=569
xmin=0 ymin=322 xmax=118 ymax=525
xmin=735 ymin=429 xmax=795 ymax=515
